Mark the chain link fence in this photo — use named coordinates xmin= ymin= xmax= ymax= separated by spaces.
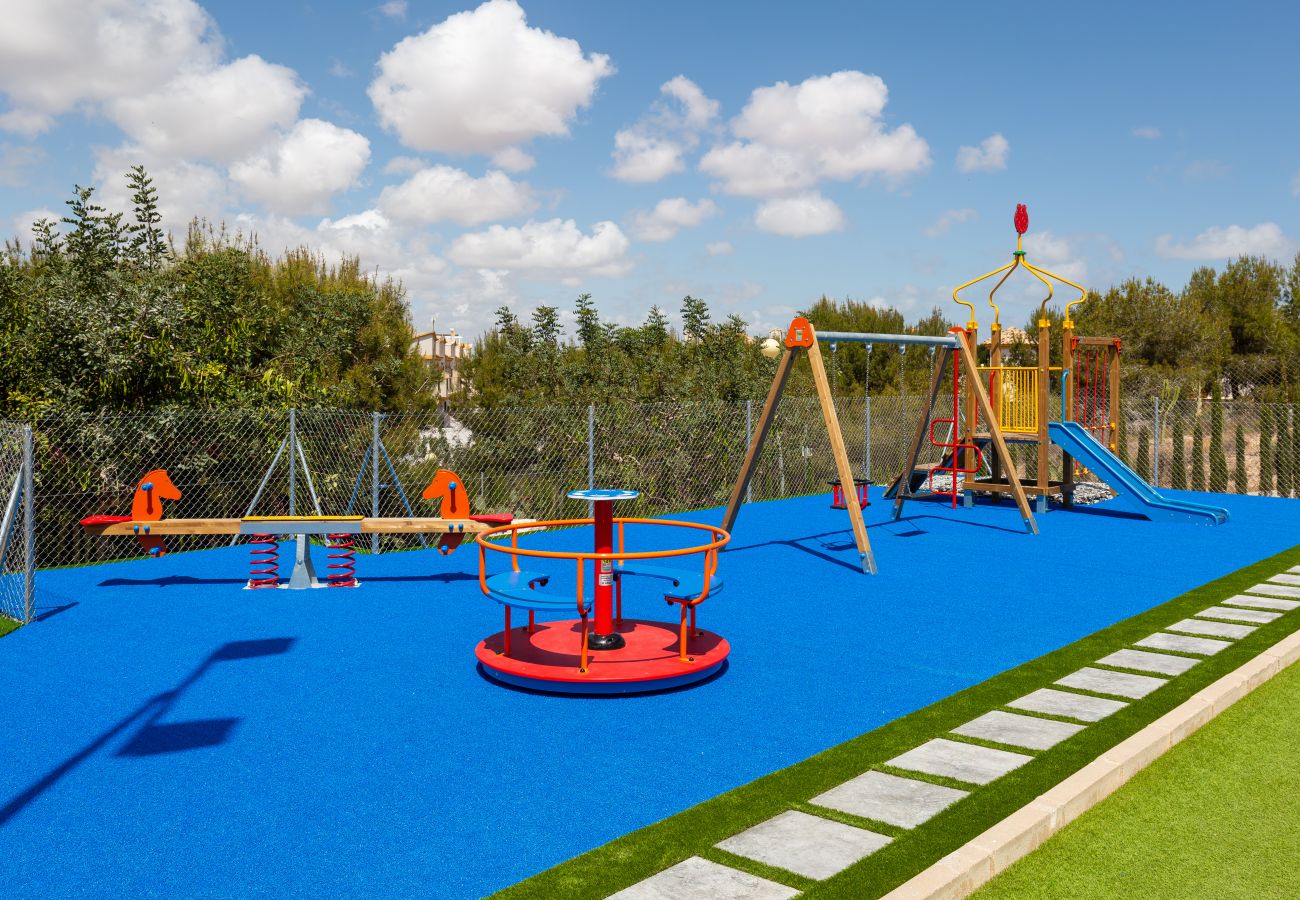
xmin=0 ymin=421 xmax=34 ymax=624
xmin=15 ymin=391 xmax=1299 ymax=577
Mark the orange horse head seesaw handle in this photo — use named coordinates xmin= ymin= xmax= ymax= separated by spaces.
xmin=132 ymin=469 xmax=182 ymax=557
xmin=421 ymin=468 xmax=470 ymax=556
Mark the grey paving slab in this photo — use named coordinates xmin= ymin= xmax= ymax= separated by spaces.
xmin=1055 ymin=666 xmax=1167 ymax=699
xmin=810 ymin=771 xmax=968 ymax=829
xmin=608 ymin=856 xmax=799 ymax=900
xmin=1095 ymin=648 xmax=1200 ymax=675
xmin=1246 ymin=582 xmax=1300 ymax=599
xmin=950 ymin=710 xmax=1085 ymax=750
xmin=1267 ymin=573 xmax=1300 ymax=586
xmin=886 ymin=738 xmax=1032 ymax=786
xmin=1168 ymin=618 xmax=1256 ymax=639
xmin=1224 ymin=594 xmax=1298 ymax=612
xmin=1135 ymin=632 xmax=1233 ymax=656
xmin=1199 ymin=604 xmax=1281 ymax=623
xmin=716 ymin=810 xmax=890 ymax=881
xmin=1007 ymin=687 xmax=1128 ymax=722
xmin=1289 ymin=566 xmax=1300 ymax=574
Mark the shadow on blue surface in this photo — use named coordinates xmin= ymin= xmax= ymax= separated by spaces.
xmin=33 ymin=601 xmax=78 ymax=622
xmin=0 ymin=637 xmax=294 ymax=826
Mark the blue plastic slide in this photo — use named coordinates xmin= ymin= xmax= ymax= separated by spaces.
xmin=1047 ymin=421 xmax=1229 ymax=525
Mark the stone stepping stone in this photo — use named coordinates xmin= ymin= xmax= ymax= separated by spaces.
xmin=1246 ymin=582 xmax=1300 ymax=599
xmin=1199 ymin=604 xmax=1281 ymax=624
xmin=1224 ymin=594 xmax=1298 ymax=612
xmin=1267 ymin=573 xmax=1300 ymax=586
xmin=607 ymin=856 xmax=799 ymax=900
xmin=1055 ymin=666 xmax=1167 ymax=699
xmin=1289 ymin=566 xmax=1300 ymax=574
xmin=716 ymin=810 xmax=890 ymax=881
xmin=1136 ymin=632 xmax=1232 ymax=656
xmin=1168 ymin=618 xmax=1256 ymax=639
xmin=1095 ymin=648 xmax=1200 ymax=676
xmin=1007 ymin=688 xmax=1127 ymax=722
xmin=811 ymin=770 xmax=968 ymax=829
xmin=951 ymin=710 xmax=1084 ymax=750
xmin=886 ymin=738 xmax=1032 ymax=786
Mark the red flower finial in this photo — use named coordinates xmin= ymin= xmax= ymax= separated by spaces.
xmin=1014 ymin=203 xmax=1028 ymax=235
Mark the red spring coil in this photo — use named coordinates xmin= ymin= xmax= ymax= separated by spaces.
xmin=326 ymin=532 xmax=358 ymax=587
xmin=248 ymin=533 xmax=280 ymax=589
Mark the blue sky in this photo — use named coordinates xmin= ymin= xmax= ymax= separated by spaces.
xmin=1 ymin=0 xmax=1297 ymax=339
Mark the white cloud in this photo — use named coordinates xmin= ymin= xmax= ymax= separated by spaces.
xmin=1132 ymin=126 xmax=1161 ymax=140
xmin=611 ymin=75 xmax=719 ymax=183
xmin=378 ymin=0 xmax=407 ymax=18
xmin=628 ymin=197 xmax=718 ymax=241
xmin=1155 ymin=223 xmax=1294 ymax=260
xmin=368 ymin=0 xmax=613 ymax=154
xmin=753 ymin=192 xmax=845 ymax=237
xmin=377 ymin=165 xmax=537 ymax=226
xmin=1183 ymin=159 xmax=1230 ymax=180
xmin=925 ymin=207 xmax=978 ymax=237
xmin=705 ymin=240 xmax=733 ymax=256
xmin=109 ymin=55 xmax=306 ymax=163
xmin=382 ymin=155 xmax=426 ymax=176
xmin=92 ymin=146 xmax=232 ymax=230
xmin=229 ymin=119 xmax=371 ymax=215
xmin=956 ymin=133 xmax=1009 ymax=173
xmin=491 ymin=147 xmax=536 ymax=172
xmin=1023 ymin=230 xmax=1087 ymax=285
xmin=329 ymin=60 xmax=353 ymax=79
xmin=700 ymin=71 xmax=929 ymax=197
xmin=10 ymin=207 xmax=59 ymax=241
xmin=0 ymin=0 xmax=218 ymax=137
xmin=448 ymin=218 xmax=631 ymax=277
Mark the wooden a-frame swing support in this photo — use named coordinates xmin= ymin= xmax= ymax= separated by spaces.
xmin=722 ymin=317 xmax=1037 ymax=575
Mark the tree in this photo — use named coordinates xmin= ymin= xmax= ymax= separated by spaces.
xmin=1190 ymin=421 xmax=1205 ymax=491
xmin=680 ymin=295 xmax=712 ymax=341
xmin=574 ymin=292 xmax=603 ymax=352
xmin=1233 ymin=422 xmax=1247 ymax=494
xmin=1170 ymin=416 xmax=1187 ymax=490
xmin=125 ymin=165 xmax=168 ymax=270
xmin=1209 ymin=383 xmax=1228 ymax=491
xmin=1258 ymin=405 xmax=1275 ymax=495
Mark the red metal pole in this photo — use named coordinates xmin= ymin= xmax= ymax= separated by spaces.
xmin=588 ymin=498 xmax=624 ymax=650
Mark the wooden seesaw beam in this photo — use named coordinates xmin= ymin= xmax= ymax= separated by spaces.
xmin=80 ymin=517 xmax=497 ymax=537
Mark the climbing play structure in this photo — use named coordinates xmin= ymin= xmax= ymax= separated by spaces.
xmin=725 ymin=205 xmax=1228 ymax=577
xmin=941 ymin=204 xmax=1227 ymax=524
xmin=79 ymin=467 xmax=512 ymax=588
xmin=475 ymin=487 xmax=730 ymax=694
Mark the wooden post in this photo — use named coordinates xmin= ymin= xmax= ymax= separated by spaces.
xmin=1109 ymin=340 xmax=1122 ymax=452
xmin=962 ymin=324 xmax=979 ymax=487
xmin=1036 ymin=320 xmax=1051 ymax=498
xmin=722 ymin=348 xmax=798 ymax=534
xmin=956 ymin=330 xmax=1038 ymax=533
xmin=806 ymin=338 xmax=876 ymax=573
xmin=1061 ymin=323 xmax=1075 ymax=505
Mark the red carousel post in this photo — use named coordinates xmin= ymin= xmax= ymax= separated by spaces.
xmin=567 ymin=488 xmax=639 ymax=650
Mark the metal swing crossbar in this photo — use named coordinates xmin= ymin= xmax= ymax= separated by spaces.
xmin=724 ymin=317 xmax=1037 ymax=578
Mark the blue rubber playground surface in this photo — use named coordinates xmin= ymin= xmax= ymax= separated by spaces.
xmin=3 ymin=488 xmax=1298 ymax=897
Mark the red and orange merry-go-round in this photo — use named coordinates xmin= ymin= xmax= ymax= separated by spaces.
xmin=474 ymin=488 xmax=730 ymax=694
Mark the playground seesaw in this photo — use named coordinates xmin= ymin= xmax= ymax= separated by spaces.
xmin=79 ymin=467 xmax=511 ymax=589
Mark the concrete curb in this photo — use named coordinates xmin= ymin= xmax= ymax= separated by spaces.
xmin=880 ymin=627 xmax=1300 ymax=900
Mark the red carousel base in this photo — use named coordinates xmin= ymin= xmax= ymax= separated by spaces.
xmin=475 ymin=617 xmax=729 ymax=694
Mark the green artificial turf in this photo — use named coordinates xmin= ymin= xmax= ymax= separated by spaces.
xmin=976 ymin=651 xmax=1300 ymax=900
xmin=491 ymin=544 xmax=1300 ymax=900
xmin=0 ymin=616 xmax=18 ymax=638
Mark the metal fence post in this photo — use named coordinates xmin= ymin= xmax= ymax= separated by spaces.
xmin=745 ymin=400 xmax=753 ymax=504
xmin=1152 ymin=397 xmax=1161 ymax=488
xmin=587 ymin=404 xmax=595 ymax=518
xmin=23 ymin=424 xmax=35 ymax=623
xmin=372 ymin=411 xmax=381 ymax=555
xmin=288 ymin=407 xmax=297 ymax=516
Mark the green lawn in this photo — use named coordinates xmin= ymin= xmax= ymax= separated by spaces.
xmin=494 ymin=545 xmax=1300 ymax=899
xmin=977 ymin=656 xmax=1300 ymax=900
xmin=0 ymin=616 xmax=19 ymax=638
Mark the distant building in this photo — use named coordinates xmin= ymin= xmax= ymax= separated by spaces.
xmin=411 ymin=319 xmax=473 ymax=398
xmin=987 ymin=326 xmax=1029 ymax=346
